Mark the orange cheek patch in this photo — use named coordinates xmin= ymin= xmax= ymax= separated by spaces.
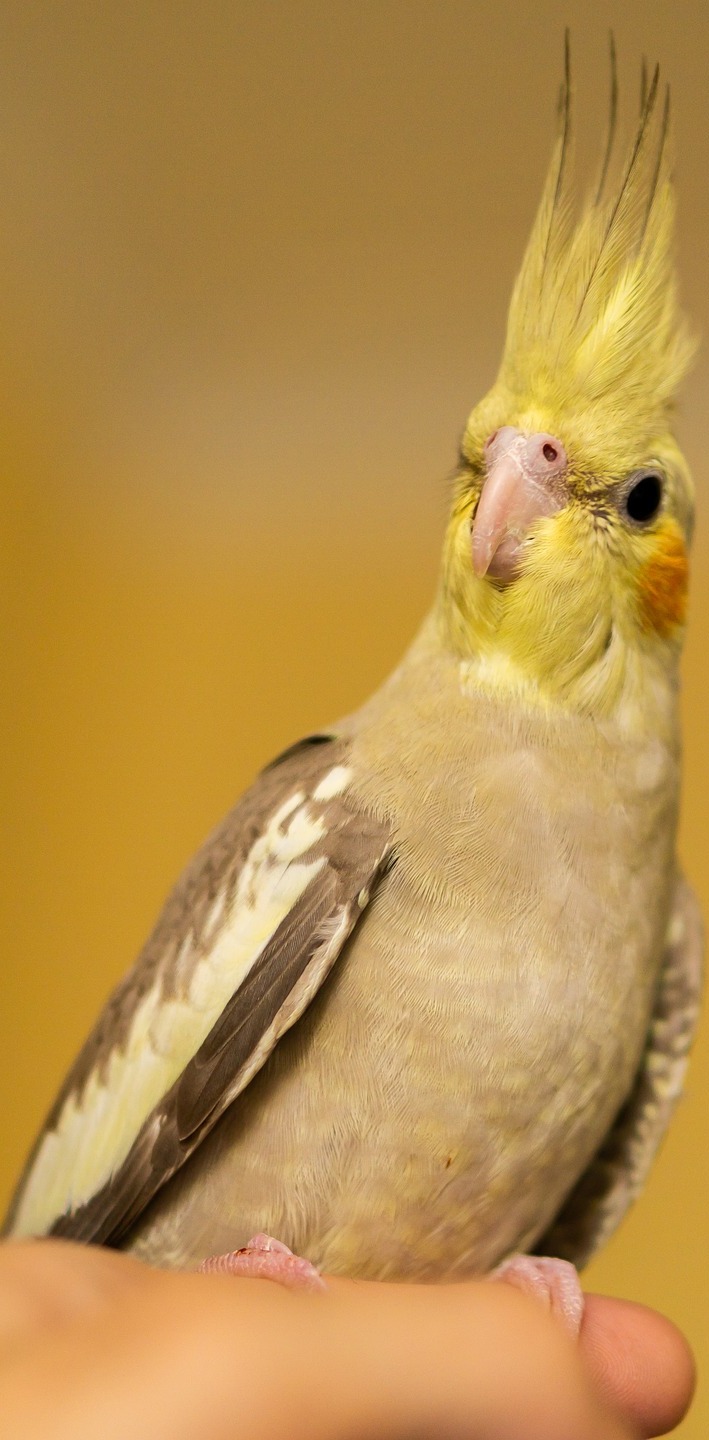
xmin=638 ymin=530 xmax=689 ymax=636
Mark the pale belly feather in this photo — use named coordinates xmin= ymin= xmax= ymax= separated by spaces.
xmin=127 ymin=663 xmax=677 ymax=1276
xmin=126 ymin=834 xmax=664 ymax=1277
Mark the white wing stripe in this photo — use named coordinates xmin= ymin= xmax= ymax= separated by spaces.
xmin=313 ymin=766 xmax=352 ymax=801
xmin=12 ymin=795 xmax=328 ymax=1237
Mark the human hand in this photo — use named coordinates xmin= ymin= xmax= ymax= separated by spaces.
xmin=0 ymin=1240 xmax=694 ymax=1440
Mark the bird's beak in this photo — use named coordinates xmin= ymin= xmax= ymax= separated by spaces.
xmin=472 ymin=427 xmax=568 ymax=581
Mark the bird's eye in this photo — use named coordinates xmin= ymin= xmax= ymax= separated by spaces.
xmin=623 ymin=471 xmax=664 ymax=525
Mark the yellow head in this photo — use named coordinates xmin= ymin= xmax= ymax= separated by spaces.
xmin=440 ymin=47 xmax=696 ymax=725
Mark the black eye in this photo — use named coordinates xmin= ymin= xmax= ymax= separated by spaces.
xmin=624 ymin=471 xmax=663 ymax=524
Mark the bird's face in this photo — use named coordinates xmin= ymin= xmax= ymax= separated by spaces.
xmin=435 ymin=48 xmax=694 ymax=724
xmin=440 ymin=393 xmax=694 ymax=721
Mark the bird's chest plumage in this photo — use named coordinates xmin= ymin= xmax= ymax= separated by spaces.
xmin=305 ymin=677 xmax=680 ymax=1276
xmin=126 ymin=670 xmax=680 ymax=1279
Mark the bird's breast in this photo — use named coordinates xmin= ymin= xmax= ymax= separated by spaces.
xmin=315 ymin=685 xmax=680 ymax=1275
xmin=127 ymin=680 xmax=680 ymax=1278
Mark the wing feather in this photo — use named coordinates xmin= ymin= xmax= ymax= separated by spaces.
xmin=4 ymin=736 xmax=392 ymax=1245
xmin=535 ymin=873 xmax=703 ymax=1267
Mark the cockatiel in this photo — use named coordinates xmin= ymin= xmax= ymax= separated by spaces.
xmin=4 ymin=49 xmax=703 ymax=1322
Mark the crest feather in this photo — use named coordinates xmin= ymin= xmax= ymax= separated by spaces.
xmin=497 ymin=40 xmax=695 ymax=438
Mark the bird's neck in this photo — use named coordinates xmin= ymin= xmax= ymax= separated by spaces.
xmin=404 ymin=594 xmax=681 ymax=748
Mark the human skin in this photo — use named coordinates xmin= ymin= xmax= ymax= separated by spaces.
xmin=0 ymin=1241 xmax=694 ymax=1440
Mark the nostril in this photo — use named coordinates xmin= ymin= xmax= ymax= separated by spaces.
xmin=542 ymin=442 xmax=558 ymax=463
xmin=485 ymin=429 xmax=499 ymax=450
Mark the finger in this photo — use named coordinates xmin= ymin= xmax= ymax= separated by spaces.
xmin=0 ymin=1246 xmax=691 ymax=1440
xmin=0 ymin=1268 xmax=632 ymax=1440
xmin=581 ymin=1294 xmax=696 ymax=1438
xmin=0 ymin=1240 xmax=145 ymax=1345
xmin=160 ymin=1273 xmax=633 ymax=1440
xmin=319 ymin=1276 xmax=695 ymax=1436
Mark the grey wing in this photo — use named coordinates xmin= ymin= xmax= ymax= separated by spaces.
xmin=4 ymin=735 xmax=392 ymax=1247
xmin=536 ymin=873 xmax=703 ymax=1269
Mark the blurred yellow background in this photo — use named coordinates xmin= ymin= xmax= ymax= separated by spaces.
xmin=2 ymin=1 xmax=707 ymax=1432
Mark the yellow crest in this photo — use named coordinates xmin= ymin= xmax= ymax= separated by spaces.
xmin=489 ymin=38 xmax=695 ymax=458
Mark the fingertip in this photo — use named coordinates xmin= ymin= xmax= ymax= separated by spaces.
xmin=581 ymin=1294 xmax=696 ymax=1436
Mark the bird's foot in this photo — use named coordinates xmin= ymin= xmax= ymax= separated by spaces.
xmin=198 ymin=1233 xmax=326 ymax=1293
xmin=490 ymin=1253 xmax=584 ymax=1335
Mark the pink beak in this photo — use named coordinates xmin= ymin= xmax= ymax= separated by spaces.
xmin=471 ymin=427 xmax=569 ymax=581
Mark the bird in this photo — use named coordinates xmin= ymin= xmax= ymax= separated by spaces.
xmin=4 ymin=42 xmax=703 ymax=1328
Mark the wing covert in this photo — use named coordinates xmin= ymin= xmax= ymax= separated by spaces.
xmin=5 ymin=735 xmax=392 ymax=1246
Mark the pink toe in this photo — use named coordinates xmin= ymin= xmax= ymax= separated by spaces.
xmin=491 ymin=1253 xmax=584 ymax=1335
xmin=198 ymin=1234 xmax=326 ymax=1293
